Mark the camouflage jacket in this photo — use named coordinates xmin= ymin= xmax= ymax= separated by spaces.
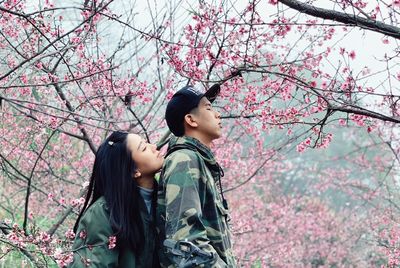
xmin=156 ymin=136 xmax=237 ymax=267
xmin=68 ymin=196 xmax=159 ymax=268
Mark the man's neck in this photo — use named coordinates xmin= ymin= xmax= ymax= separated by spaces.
xmin=184 ymin=132 xmax=211 ymax=148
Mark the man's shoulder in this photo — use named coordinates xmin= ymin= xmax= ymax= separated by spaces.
xmin=161 ymin=148 xmax=204 ymax=180
xmin=166 ymin=147 xmax=201 ymax=163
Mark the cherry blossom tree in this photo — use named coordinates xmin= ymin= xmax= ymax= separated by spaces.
xmin=0 ymin=0 xmax=399 ymax=267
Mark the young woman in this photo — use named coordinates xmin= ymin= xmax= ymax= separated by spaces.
xmin=68 ymin=131 xmax=163 ymax=267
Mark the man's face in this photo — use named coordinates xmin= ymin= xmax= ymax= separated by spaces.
xmin=190 ymin=97 xmax=222 ymax=141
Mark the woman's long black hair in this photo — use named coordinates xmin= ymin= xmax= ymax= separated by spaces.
xmin=73 ymin=131 xmax=144 ymax=253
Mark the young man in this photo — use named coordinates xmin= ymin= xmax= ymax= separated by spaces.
xmin=157 ymin=84 xmax=237 ymax=267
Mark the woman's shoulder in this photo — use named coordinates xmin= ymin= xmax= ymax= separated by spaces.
xmin=77 ymin=197 xmax=111 ymax=233
xmin=86 ymin=196 xmax=108 ymax=212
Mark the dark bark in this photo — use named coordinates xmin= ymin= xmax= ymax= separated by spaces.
xmin=278 ymin=0 xmax=400 ymax=39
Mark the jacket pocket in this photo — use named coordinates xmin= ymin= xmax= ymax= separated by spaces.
xmin=216 ymin=200 xmax=228 ymax=216
xmin=214 ymin=200 xmax=233 ymax=255
xmin=215 ymin=199 xmax=231 ymax=225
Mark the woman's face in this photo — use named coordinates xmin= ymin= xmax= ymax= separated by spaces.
xmin=126 ymin=134 xmax=164 ymax=178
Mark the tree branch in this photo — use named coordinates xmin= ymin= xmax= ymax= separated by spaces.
xmin=278 ymin=0 xmax=400 ymax=39
xmin=330 ymin=105 xmax=400 ymax=124
xmin=53 ymin=84 xmax=97 ymax=153
xmin=23 ymin=131 xmax=56 ymax=233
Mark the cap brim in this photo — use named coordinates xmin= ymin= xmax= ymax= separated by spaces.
xmin=204 ymin=84 xmax=220 ymax=103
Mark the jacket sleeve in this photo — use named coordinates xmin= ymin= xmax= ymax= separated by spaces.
xmin=163 ymin=150 xmax=228 ymax=267
xmin=68 ymin=200 xmax=120 ymax=268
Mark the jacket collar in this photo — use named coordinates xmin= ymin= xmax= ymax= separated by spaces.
xmin=168 ymin=135 xmax=216 ymax=164
xmin=167 ymin=136 xmax=225 ymax=180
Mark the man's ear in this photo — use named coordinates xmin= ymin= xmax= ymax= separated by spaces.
xmin=184 ymin=114 xmax=198 ymax=128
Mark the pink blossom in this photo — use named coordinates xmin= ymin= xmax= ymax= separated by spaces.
xmin=55 ymin=250 xmax=74 ymax=267
xmin=54 ymin=248 xmax=63 ymax=259
xmin=79 ymin=230 xmax=87 ymax=239
xmin=304 ymin=137 xmax=311 ymax=145
xmin=108 ymin=235 xmax=117 ymax=249
xmin=78 ymin=197 xmax=85 ymax=205
xmin=39 ymin=232 xmax=51 ymax=242
xmin=7 ymin=56 xmax=16 ymax=68
xmin=49 ymin=116 xmax=58 ymax=129
xmin=296 ymin=144 xmax=306 ymax=153
xmin=35 ymin=61 xmax=43 ymax=69
xmin=65 ymin=229 xmax=75 ymax=240
xmin=350 ymin=114 xmax=366 ymax=126
xmin=19 ymin=87 xmax=31 ymax=96
xmin=70 ymin=199 xmax=79 ymax=206
xmin=20 ymin=74 xmax=28 ymax=84
xmin=349 ymin=50 xmax=356 ymax=60
xmin=271 ymin=17 xmax=291 ymax=36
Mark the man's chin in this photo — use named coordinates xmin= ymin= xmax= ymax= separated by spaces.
xmin=213 ymin=132 xmax=222 ymax=140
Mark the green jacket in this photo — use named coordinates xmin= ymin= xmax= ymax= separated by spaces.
xmin=156 ymin=136 xmax=237 ymax=267
xmin=68 ymin=196 xmax=159 ymax=268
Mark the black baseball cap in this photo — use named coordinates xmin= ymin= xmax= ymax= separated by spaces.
xmin=165 ymin=84 xmax=221 ymax=136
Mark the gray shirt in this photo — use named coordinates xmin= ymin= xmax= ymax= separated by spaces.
xmin=138 ymin=186 xmax=154 ymax=214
